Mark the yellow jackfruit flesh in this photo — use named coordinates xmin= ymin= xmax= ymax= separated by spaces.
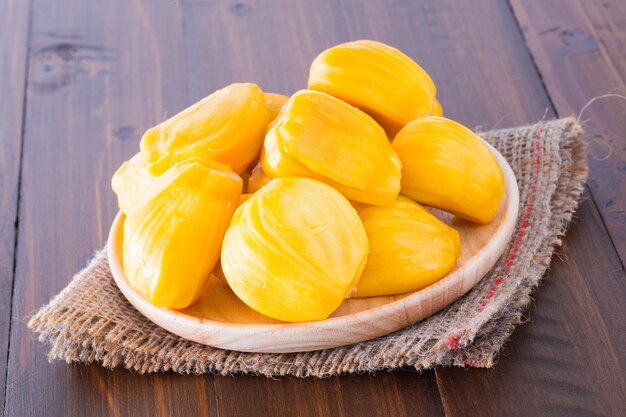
xmin=264 ymin=92 xmax=289 ymax=123
xmin=431 ymin=98 xmax=443 ymax=117
xmin=221 ymin=177 xmax=369 ymax=322
xmin=123 ymin=161 xmax=242 ymax=309
xmin=111 ymin=152 xmax=156 ymax=215
xmin=238 ymin=193 xmax=252 ymax=206
xmin=261 ymin=89 xmax=402 ymax=206
xmin=353 ymin=197 xmax=461 ymax=297
xmin=308 ymin=40 xmax=436 ymax=137
xmin=247 ymin=163 xmax=273 ymax=193
xmin=112 ymin=152 xmax=232 ymax=215
xmin=140 ymin=83 xmax=269 ymax=175
xmin=392 ymin=116 xmax=504 ymax=224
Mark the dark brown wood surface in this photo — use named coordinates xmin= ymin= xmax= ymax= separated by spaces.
xmin=2 ymin=1 xmax=624 ymax=416
xmin=0 ymin=1 xmax=30 ymax=416
xmin=511 ymin=0 xmax=626 ymax=265
xmin=435 ymin=1 xmax=626 ymax=415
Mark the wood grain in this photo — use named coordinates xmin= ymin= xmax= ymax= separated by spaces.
xmin=437 ymin=195 xmax=626 ymax=417
xmin=211 ymin=371 xmax=445 ymax=417
xmin=2 ymin=0 xmax=220 ymax=416
xmin=0 ymin=1 xmax=30 ymax=415
xmin=510 ymin=0 xmax=626 ymax=264
xmin=435 ymin=2 xmax=626 ymax=415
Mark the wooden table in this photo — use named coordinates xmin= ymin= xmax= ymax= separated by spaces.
xmin=2 ymin=1 xmax=625 ymax=416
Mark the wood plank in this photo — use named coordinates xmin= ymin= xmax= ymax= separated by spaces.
xmin=433 ymin=1 xmax=626 ymax=414
xmin=437 ymin=195 xmax=626 ymax=417
xmin=182 ymin=0 xmax=553 ymax=414
xmin=331 ymin=371 xmax=446 ymax=417
xmin=510 ymin=0 xmax=626 ymax=263
xmin=212 ymin=371 xmax=445 ymax=417
xmin=0 ymin=0 xmax=30 ymax=415
xmin=4 ymin=1 xmax=219 ymax=416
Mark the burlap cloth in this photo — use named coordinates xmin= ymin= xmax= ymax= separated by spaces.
xmin=28 ymin=117 xmax=587 ymax=377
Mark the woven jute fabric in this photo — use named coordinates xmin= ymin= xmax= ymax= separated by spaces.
xmin=28 ymin=117 xmax=587 ymax=377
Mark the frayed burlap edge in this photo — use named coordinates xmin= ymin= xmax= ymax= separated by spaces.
xmin=28 ymin=117 xmax=588 ymax=377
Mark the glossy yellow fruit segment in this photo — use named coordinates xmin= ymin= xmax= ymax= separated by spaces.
xmin=393 ymin=116 xmax=504 ymax=224
xmin=112 ymin=153 xmax=232 ymax=214
xmin=431 ymin=98 xmax=443 ymax=117
xmin=247 ymin=163 xmax=273 ymax=193
xmin=261 ymin=90 xmax=402 ymax=205
xmin=308 ymin=40 xmax=436 ymax=137
xmin=264 ymin=92 xmax=289 ymax=123
xmin=123 ymin=161 xmax=242 ymax=309
xmin=140 ymin=83 xmax=269 ymax=174
xmin=221 ymin=177 xmax=369 ymax=322
xmin=111 ymin=152 xmax=157 ymax=215
xmin=353 ymin=197 xmax=461 ymax=297
xmin=238 ymin=193 xmax=252 ymax=206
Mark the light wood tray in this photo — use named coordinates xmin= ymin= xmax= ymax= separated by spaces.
xmin=108 ymin=141 xmax=519 ymax=353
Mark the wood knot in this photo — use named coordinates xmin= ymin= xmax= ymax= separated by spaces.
xmin=30 ymin=42 xmax=117 ymax=94
xmin=559 ymin=28 xmax=598 ymax=52
xmin=230 ymin=2 xmax=249 ymax=15
xmin=114 ymin=126 xmax=136 ymax=141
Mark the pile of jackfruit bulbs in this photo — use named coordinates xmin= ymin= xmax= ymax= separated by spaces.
xmin=112 ymin=40 xmax=505 ymax=323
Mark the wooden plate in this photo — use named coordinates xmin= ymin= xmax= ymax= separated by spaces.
xmin=108 ymin=141 xmax=519 ymax=353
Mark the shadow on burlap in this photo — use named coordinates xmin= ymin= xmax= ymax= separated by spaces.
xmin=28 ymin=117 xmax=588 ymax=377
